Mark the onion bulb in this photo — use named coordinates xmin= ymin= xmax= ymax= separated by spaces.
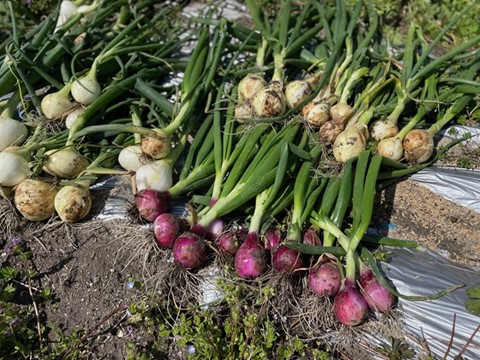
xmin=377 ymin=137 xmax=403 ymax=161
xmin=251 ymin=80 xmax=286 ymax=118
xmin=284 ymin=80 xmax=312 ymax=109
xmin=135 ymin=159 xmax=173 ymax=192
xmin=308 ymin=260 xmax=341 ymax=297
xmin=65 ymin=108 xmax=84 ymax=129
xmin=41 ymin=84 xmax=74 ymax=119
xmin=271 ymin=246 xmax=304 ymax=273
xmin=403 ymin=129 xmax=434 ymax=164
xmin=118 ymin=145 xmax=152 ymax=172
xmin=332 ymin=125 xmax=367 ymax=163
xmin=333 ymin=279 xmax=368 ymax=326
xmin=370 ymin=120 xmax=398 ymax=141
xmin=55 ymin=0 xmax=79 ymax=31
xmin=0 ymin=151 xmax=29 ymax=187
xmin=135 ymin=188 xmax=171 ymax=222
xmin=14 ymin=179 xmax=58 ymax=221
xmin=0 ymin=117 xmax=28 ymax=150
xmin=359 ymin=267 xmax=395 ymax=313
xmin=140 ymin=132 xmax=171 ymax=159
xmin=153 ymin=213 xmax=181 ymax=249
xmin=301 ymin=100 xmax=330 ymax=127
xmin=234 ymin=232 xmax=267 ymax=279
xmin=330 ymin=103 xmax=354 ymax=126
xmin=54 ymin=184 xmax=92 ymax=222
xmin=234 ymin=102 xmax=254 ymax=120
xmin=319 ymin=121 xmax=343 ymax=146
xmin=238 ymin=74 xmax=266 ymax=103
xmin=173 ymin=232 xmax=208 ymax=269
xmin=71 ymin=73 xmax=101 ymax=105
xmin=43 ymin=148 xmax=89 ymax=179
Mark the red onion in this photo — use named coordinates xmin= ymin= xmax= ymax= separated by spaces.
xmin=217 ymin=227 xmax=247 ymax=255
xmin=359 ymin=267 xmax=395 ymax=313
xmin=153 ymin=213 xmax=181 ymax=249
xmin=333 ymin=279 xmax=369 ymax=326
xmin=271 ymin=246 xmax=304 ymax=273
xmin=264 ymin=226 xmax=282 ymax=251
xmin=134 ymin=189 xmax=171 ymax=222
xmin=206 ymin=217 xmax=225 ymax=239
xmin=303 ymin=226 xmax=321 ymax=246
xmin=308 ymin=260 xmax=341 ymax=297
xmin=172 ymin=232 xmax=208 ymax=270
xmin=234 ymin=232 xmax=267 ymax=279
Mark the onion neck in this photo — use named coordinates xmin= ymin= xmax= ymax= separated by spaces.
xmin=0 ymin=90 xmax=21 ymax=119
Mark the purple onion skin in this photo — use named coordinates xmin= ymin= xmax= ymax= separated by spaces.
xmin=153 ymin=213 xmax=181 ymax=249
xmin=271 ymin=246 xmax=304 ymax=274
xmin=308 ymin=261 xmax=341 ymax=297
xmin=264 ymin=226 xmax=282 ymax=251
xmin=217 ymin=227 xmax=248 ymax=255
xmin=333 ymin=279 xmax=369 ymax=326
xmin=206 ymin=218 xmax=225 ymax=240
xmin=303 ymin=226 xmax=321 ymax=246
xmin=173 ymin=232 xmax=208 ymax=270
xmin=359 ymin=268 xmax=396 ymax=312
xmin=234 ymin=232 xmax=267 ymax=279
xmin=135 ymin=189 xmax=171 ymax=222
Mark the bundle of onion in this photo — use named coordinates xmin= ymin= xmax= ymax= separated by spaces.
xmin=0 ymin=91 xmax=28 ymax=151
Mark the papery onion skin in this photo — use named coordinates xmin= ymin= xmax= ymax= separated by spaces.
xmin=135 ymin=188 xmax=171 ymax=222
xmin=0 ymin=151 xmax=29 ymax=187
xmin=173 ymin=232 xmax=208 ymax=269
xmin=271 ymin=246 xmax=304 ymax=274
xmin=54 ymin=184 xmax=92 ymax=222
xmin=303 ymin=226 xmax=321 ymax=246
xmin=14 ymin=179 xmax=58 ymax=221
xmin=319 ymin=121 xmax=343 ymax=146
xmin=284 ymin=80 xmax=312 ymax=109
xmin=141 ymin=134 xmax=171 ymax=160
xmin=118 ymin=145 xmax=151 ymax=172
xmin=333 ymin=279 xmax=369 ymax=326
xmin=0 ymin=118 xmax=28 ymax=151
xmin=302 ymin=100 xmax=330 ymax=127
xmin=234 ymin=232 xmax=267 ymax=279
xmin=332 ymin=125 xmax=367 ymax=163
xmin=308 ymin=260 xmax=341 ymax=297
xmin=251 ymin=80 xmax=286 ymax=118
xmin=359 ymin=268 xmax=396 ymax=313
xmin=238 ymin=74 xmax=266 ymax=103
xmin=43 ymin=149 xmax=89 ymax=179
xmin=153 ymin=213 xmax=181 ymax=249
xmin=71 ymin=76 xmax=101 ymax=105
xmin=234 ymin=101 xmax=254 ymax=120
xmin=377 ymin=137 xmax=403 ymax=161
xmin=403 ymin=129 xmax=434 ymax=164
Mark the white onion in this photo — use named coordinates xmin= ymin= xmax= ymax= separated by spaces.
xmin=301 ymin=100 xmax=330 ymax=127
xmin=251 ymin=81 xmax=286 ymax=118
xmin=135 ymin=159 xmax=173 ymax=192
xmin=118 ymin=145 xmax=152 ymax=172
xmin=41 ymin=85 xmax=74 ymax=119
xmin=71 ymin=74 xmax=101 ymax=105
xmin=370 ymin=120 xmax=399 ymax=141
xmin=330 ymin=103 xmax=354 ymax=126
xmin=234 ymin=102 xmax=254 ymax=119
xmin=14 ymin=179 xmax=58 ymax=221
xmin=238 ymin=74 xmax=266 ymax=103
xmin=54 ymin=184 xmax=92 ymax=222
xmin=332 ymin=125 xmax=367 ymax=163
xmin=284 ymin=80 xmax=312 ymax=109
xmin=54 ymin=0 xmax=79 ymax=31
xmin=0 ymin=151 xmax=29 ymax=187
xmin=0 ymin=118 xmax=28 ymax=150
xmin=65 ymin=108 xmax=84 ymax=129
xmin=377 ymin=137 xmax=403 ymax=161
xmin=403 ymin=129 xmax=434 ymax=164
xmin=43 ymin=148 xmax=89 ymax=179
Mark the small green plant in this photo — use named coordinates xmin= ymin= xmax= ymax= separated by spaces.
xmin=375 ymin=337 xmax=416 ymax=359
xmin=0 ymin=236 xmax=52 ymax=359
